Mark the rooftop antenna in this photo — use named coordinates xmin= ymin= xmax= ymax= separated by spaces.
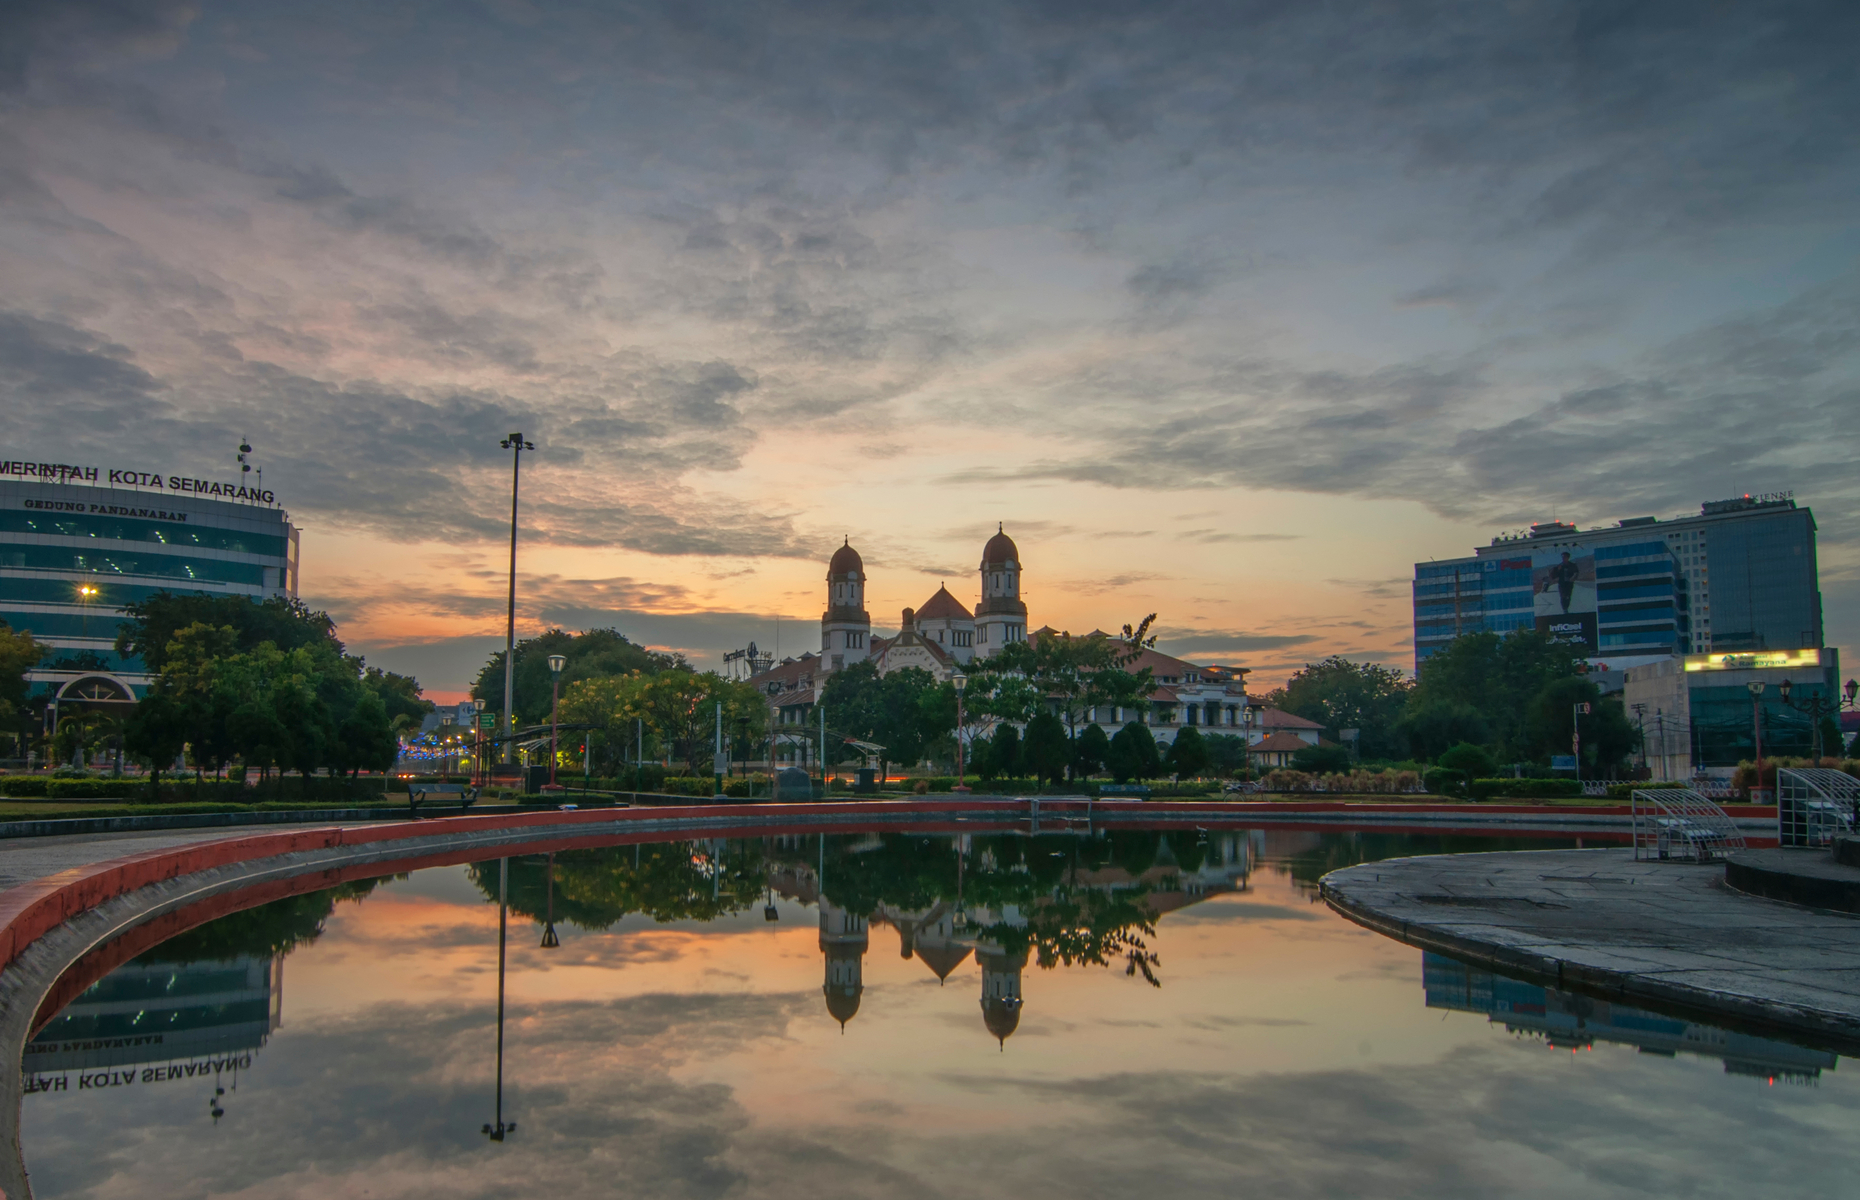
xmin=237 ymin=439 xmax=254 ymax=503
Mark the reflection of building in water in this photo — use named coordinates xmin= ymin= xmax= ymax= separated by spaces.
xmin=772 ymin=832 xmax=1259 ymax=1046
xmin=1422 ymin=953 xmax=1836 ymax=1082
xmin=819 ymin=899 xmax=869 ymax=1029
xmin=976 ymin=940 xmax=1027 ymax=1047
xmin=22 ymin=955 xmax=283 ymax=1089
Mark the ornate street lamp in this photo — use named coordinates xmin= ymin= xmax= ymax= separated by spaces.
xmin=1777 ymin=676 xmax=1841 ymax=761
xmin=546 ymin=653 xmax=566 ymax=790
xmin=952 ymin=673 xmax=969 ymax=792
xmin=498 ymin=433 xmax=535 ymax=766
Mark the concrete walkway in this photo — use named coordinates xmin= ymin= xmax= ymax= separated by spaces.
xmin=0 ymin=824 xmax=360 ymax=891
xmin=1322 ymin=848 xmax=1860 ymax=1052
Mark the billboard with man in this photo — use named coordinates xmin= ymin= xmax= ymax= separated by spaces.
xmin=1533 ymin=548 xmax=1596 ymax=650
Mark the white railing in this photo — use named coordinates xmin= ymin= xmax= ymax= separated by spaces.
xmin=1631 ymin=789 xmax=1747 ymax=862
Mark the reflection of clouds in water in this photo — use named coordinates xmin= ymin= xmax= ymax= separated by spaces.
xmin=23 ymin=995 xmax=1860 ymax=1198
xmin=1158 ymin=901 xmax=1327 ymax=925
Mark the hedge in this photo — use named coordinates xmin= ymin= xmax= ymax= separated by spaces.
xmin=1468 ymin=777 xmax=1583 ymax=800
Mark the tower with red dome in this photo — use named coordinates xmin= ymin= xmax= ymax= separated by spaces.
xmin=821 ymin=538 xmax=872 ymax=673
xmin=975 ymin=524 xmax=1027 ymax=658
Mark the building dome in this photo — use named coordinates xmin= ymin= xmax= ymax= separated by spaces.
xmin=828 ymin=538 xmax=865 ymax=578
xmin=981 ymin=524 xmax=1019 ymax=567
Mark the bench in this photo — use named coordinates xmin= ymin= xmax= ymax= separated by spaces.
xmin=407 ymin=782 xmax=480 ymax=815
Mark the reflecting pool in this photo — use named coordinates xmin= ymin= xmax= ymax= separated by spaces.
xmin=19 ymin=829 xmax=1860 ymax=1198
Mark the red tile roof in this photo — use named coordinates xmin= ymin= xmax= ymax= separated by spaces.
xmin=1254 ymin=707 xmax=1323 ymax=730
xmin=914 ymin=584 xmax=973 ymax=622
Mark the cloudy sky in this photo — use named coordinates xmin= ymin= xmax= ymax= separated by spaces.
xmin=4 ymin=0 xmax=1857 ymax=698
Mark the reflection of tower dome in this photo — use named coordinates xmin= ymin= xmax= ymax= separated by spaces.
xmin=819 ymin=901 xmax=869 ymax=1030
xmin=976 ymin=942 xmax=1028 ymax=1048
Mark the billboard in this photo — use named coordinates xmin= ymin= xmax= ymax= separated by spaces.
xmin=1533 ymin=548 xmax=1596 ymax=650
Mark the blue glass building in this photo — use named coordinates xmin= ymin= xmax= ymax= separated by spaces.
xmin=1413 ymin=495 xmax=1821 ymax=676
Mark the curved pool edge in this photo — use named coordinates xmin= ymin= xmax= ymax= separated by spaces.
xmin=1320 ymin=849 xmax=1860 ymax=1060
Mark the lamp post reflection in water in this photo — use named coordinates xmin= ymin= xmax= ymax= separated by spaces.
xmin=540 ymin=852 xmax=560 ymax=949
xmin=483 ymin=857 xmax=516 ymax=1143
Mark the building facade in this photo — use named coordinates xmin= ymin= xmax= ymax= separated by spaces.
xmin=1623 ymin=647 xmax=1843 ymax=773
xmin=1413 ymin=494 xmax=1823 ymax=676
xmin=1 ymin=466 xmax=298 ymax=721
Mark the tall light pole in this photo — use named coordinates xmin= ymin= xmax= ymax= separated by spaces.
xmin=499 ymin=432 xmax=534 ymax=766
xmin=952 ymin=672 xmax=968 ymax=792
xmin=1572 ymin=701 xmax=1590 ymax=784
xmin=546 ymin=654 xmax=566 ymax=789
xmin=1747 ymin=680 xmax=1767 ymax=798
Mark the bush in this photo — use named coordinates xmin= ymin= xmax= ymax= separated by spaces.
xmin=1437 ymin=743 xmax=1498 ymax=779
xmin=1422 ymin=766 xmax=1468 ymax=796
xmin=1469 ymin=777 xmax=1583 ymax=800
xmin=1290 ymin=744 xmax=1353 ymax=775
xmin=1603 ymin=781 xmax=1695 ymax=799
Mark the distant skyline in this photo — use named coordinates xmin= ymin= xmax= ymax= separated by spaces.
xmin=4 ymin=1 xmax=1856 ymax=701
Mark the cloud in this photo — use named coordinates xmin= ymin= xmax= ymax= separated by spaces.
xmin=1154 ymin=629 xmax=1320 ymax=658
xmin=1177 ymin=530 xmax=1299 ymax=544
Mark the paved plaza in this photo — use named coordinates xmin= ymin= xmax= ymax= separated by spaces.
xmin=1323 ymin=847 xmax=1860 ymax=1051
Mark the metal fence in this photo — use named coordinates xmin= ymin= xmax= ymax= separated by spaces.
xmin=1630 ymin=788 xmax=1748 ymax=862
xmin=1776 ymin=768 xmax=1859 ymax=848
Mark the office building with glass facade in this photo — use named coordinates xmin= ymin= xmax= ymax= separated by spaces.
xmin=1413 ymin=495 xmax=1822 ymax=676
xmin=1 ymin=472 xmax=298 ymax=719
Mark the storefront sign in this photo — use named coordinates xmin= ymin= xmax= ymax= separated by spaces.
xmin=1684 ymin=649 xmax=1823 ymax=672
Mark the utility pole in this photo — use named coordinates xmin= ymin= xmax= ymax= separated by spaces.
xmin=819 ymin=703 xmax=827 ymax=798
xmin=498 ymin=433 xmax=534 ymax=766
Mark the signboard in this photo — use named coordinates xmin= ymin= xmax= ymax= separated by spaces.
xmin=1 ymin=457 xmax=276 ymax=504
xmin=713 ymin=752 xmax=730 ymax=775
xmin=1532 ymin=548 xmax=1596 ymax=650
xmin=1551 ymin=755 xmax=1578 ymax=770
xmin=1684 ymin=649 xmax=1823 ymax=673
xmin=477 ymin=713 xmax=496 ymax=729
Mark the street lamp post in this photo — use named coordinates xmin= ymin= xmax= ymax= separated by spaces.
xmin=952 ymin=673 xmax=968 ymax=792
xmin=1572 ymin=702 xmax=1590 ymax=785
xmin=1747 ymin=681 xmax=1767 ymax=799
xmin=546 ymin=654 xmax=566 ymax=790
xmin=498 ymin=433 xmax=534 ymax=767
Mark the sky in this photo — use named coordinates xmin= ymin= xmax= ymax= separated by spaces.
xmin=3 ymin=0 xmax=1857 ymax=701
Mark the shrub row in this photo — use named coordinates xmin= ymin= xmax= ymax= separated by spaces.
xmin=1468 ymin=777 xmax=1584 ymax=800
xmin=0 ymin=775 xmax=393 ymax=802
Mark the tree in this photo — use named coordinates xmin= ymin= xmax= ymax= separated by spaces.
xmin=1165 ymin=726 xmax=1211 ymax=780
xmin=972 ymin=620 xmax=1157 ymax=769
xmin=117 ymin=593 xmax=340 ymax=673
xmin=123 ymin=689 xmax=188 ymax=795
xmin=1526 ymin=677 xmax=1638 ymax=775
xmin=0 ymin=621 xmax=48 ymax=753
xmin=1202 ymin=732 xmax=1249 ymax=778
xmin=1403 ymin=630 xmax=1585 ymax=761
xmin=990 ymin=723 xmax=1023 ymax=780
xmin=1107 ymin=721 xmax=1161 ymax=783
xmin=362 ymin=667 xmax=433 ymax=734
xmin=472 ymin=627 xmax=682 ymax=726
xmin=1437 ymin=742 xmax=1497 ymax=779
xmin=1022 ymin=710 xmax=1070 ymax=784
xmin=1074 ymin=723 xmax=1111 ymax=778
xmin=1290 ymin=743 xmax=1352 ymax=774
xmin=1398 ymin=699 xmax=1491 ymax=762
xmin=1265 ymin=656 xmax=1412 ymax=759
xmin=335 ymin=690 xmax=398 ymax=777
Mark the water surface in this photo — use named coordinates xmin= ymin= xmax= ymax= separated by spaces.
xmin=19 ymin=829 xmax=1855 ymax=1198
